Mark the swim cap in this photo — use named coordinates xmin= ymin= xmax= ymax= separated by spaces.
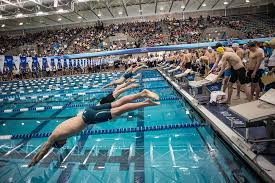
xmin=232 ymin=43 xmax=239 ymax=48
xmin=216 ymin=42 xmax=223 ymax=48
xmin=247 ymin=42 xmax=256 ymax=47
xmin=216 ymin=47 xmax=224 ymax=54
xmin=207 ymin=46 xmax=212 ymax=50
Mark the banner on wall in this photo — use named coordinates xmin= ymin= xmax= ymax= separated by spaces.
xmin=32 ymin=57 xmax=38 ymax=71
xmin=57 ymin=57 xmax=62 ymax=69
xmin=42 ymin=57 xmax=47 ymax=70
xmin=20 ymin=56 xmax=27 ymax=72
xmin=0 ymin=55 xmax=4 ymax=73
xmin=5 ymin=56 xmax=13 ymax=72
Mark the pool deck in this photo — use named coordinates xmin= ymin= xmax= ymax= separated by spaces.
xmin=158 ymin=69 xmax=275 ymax=183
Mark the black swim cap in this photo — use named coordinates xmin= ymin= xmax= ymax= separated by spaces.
xmin=215 ymin=42 xmax=223 ymax=48
xmin=247 ymin=41 xmax=256 ymax=47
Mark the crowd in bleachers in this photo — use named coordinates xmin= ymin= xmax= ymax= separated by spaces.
xmin=1 ymin=14 xmax=274 ymax=57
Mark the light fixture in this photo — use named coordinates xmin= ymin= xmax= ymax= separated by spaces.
xmin=98 ymin=13 xmax=101 ymax=17
xmin=202 ymin=3 xmax=206 ymax=7
xmin=58 ymin=18 xmax=62 ymax=21
xmin=245 ymin=0 xmax=250 ymax=2
xmin=223 ymin=1 xmax=228 ymax=5
xmin=1 ymin=24 xmax=5 ymax=27
xmin=19 ymin=22 xmax=23 ymax=25
xmin=181 ymin=5 xmax=185 ymax=9
xmin=36 ymin=11 xmax=44 ymax=15
xmin=118 ymin=11 xmax=123 ymax=15
xmin=57 ymin=9 xmax=64 ymax=13
xmin=78 ymin=16 xmax=82 ymax=19
xmin=160 ymin=7 xmax=164 ymax=11
xmin=0 ymin=15 xmax=2 ymax=19
xmin=16 ymin=13 xmax=23 ymax=17
xmin=139 ymin=9 xmax=142 ymax=12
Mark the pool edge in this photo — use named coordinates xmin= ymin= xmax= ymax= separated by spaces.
xmin=158 ymin=68 xmax=275 ymax=183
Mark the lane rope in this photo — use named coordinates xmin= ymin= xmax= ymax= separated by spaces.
xmin=2 ymin=122 xmax=203 ymax=140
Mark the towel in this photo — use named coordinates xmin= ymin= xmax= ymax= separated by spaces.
xmin=210 ymin=91 xmax=226 ymax=103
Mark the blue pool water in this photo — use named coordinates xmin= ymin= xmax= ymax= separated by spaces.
xmin=0 ymin=70 xmax=261 ymax=182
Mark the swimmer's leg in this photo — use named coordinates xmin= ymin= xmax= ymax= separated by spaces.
xmin=113 ymin=83 xmax=139 ymax=98
xmin=222 ymin=77 xmax=230 ymax=92
xmin=111 ymin=89 xmax=159 ymax=108
xmin=115 ymin=78 xmax=136 ymax=91
xmin=235 ymin=80 xmax=241 ymax=99
xmin=111 ymin=99 xmax=159 ymax=118
xmin=102 ymin=77 xmax=126 ymax=88
xmin=224 ymin=82 xmax=233 ymax=104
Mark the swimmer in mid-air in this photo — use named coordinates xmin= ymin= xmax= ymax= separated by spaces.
xmin=28 ymin=89 xmax=159 ymax=167
xmin=102 ymin=64 xmax=147 ymax=88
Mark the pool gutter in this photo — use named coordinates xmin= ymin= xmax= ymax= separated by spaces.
xmin=158 ymin=69 xmax=275 ymax=183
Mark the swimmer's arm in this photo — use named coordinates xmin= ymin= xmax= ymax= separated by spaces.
xmin=216 ymin=56 xmax=227 ymax=79
xmin=28 ymin=140 xmax=53 ymax=167
xmin=210 ymin=54 xmax=220 ymax=73
xmin=252 ymin=52 xmax=264 ymax=75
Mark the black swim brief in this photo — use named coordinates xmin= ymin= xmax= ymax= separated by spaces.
xmin=99 ymin=93 xmax=116 ymax=105
xmin=229 ymin=67 xmax=248 ymax=84
xmin=246 ymin=70 xmax=262 ymax=83
xmin=82 ymin=103 xmax=113 ymax=125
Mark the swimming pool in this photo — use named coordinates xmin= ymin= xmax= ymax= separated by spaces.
xmin=0 ymin=70 xmax=261 ymax=182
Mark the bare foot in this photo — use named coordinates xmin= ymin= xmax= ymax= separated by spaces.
xmin=134 ymin=73 xmax=142 ymax=78
xmin=129 ymin=84 xmax=139 ymax=89
xmin=144 ymin=99 xmax=160 ymax=106
xmin=128 ymin=78 xmax=136 ymax=83
xmin=141 ymin=89 xmax=160 ymax=100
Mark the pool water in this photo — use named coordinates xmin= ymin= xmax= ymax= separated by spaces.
xmin=0 ymin=70 xmax=261 ymax=183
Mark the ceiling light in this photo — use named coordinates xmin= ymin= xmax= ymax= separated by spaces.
xmin=36 ymin=11 xmax=44 ymax=15
xmin=98 ymin=13 xmax=101 ymax=17
xmin=19 ymin=22 xmax=23 ymax=25
xmin=118 ymin=11 xmax=123 ymax=15
xmin=139 ymin=9 xmax=142 ymax=12
xmin=16 ymin=13 xmax=23 ymax=17
xmin=245 ymin=0 xmax=250 ymax=2
xmin=160 ymin=7 xmax=164 ymax=11
xmin=181 ymin=5 xmax=185 ymax=9
xmin=58 ymin=18 xmax=62 ymax=21
xmin=57 ymin=9 xmax=64 ymax=13
xmin=223 ymin=1 xmax=228 ymax=5
xmin=1 ymin=24 xmax=5 ymax=27
xmin=0 ymin=15 xmax=2 ymax=19
xmin=78 ymin=16 xmax=82 ymax=19
xmin=202 ymin=3 xmax=206 ymax=7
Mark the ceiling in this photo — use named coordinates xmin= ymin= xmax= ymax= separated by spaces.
xmin=0 ymin=0 xmax=272 ymax=31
